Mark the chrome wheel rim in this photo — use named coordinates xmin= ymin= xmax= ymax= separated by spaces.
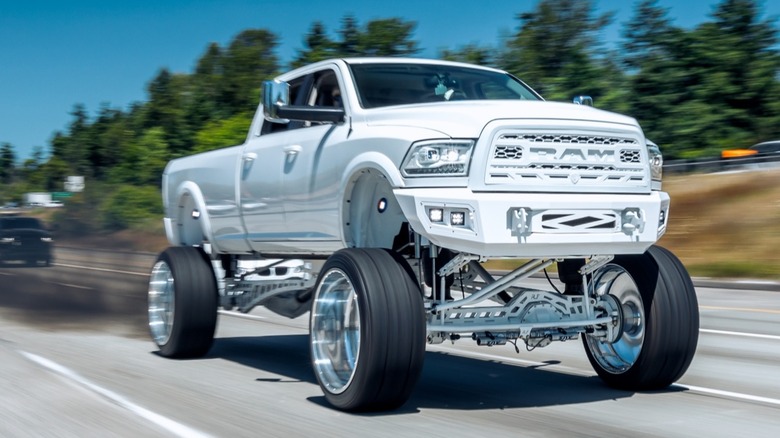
xmin=310 ymin=269 xmax=360 ymax=395
xmin=586 ymin=264 xmax=645 ymax=374
xmin=148 ymin=260 xmax=175 ymax=346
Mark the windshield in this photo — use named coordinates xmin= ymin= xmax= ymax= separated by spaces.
xmin=349 ymin=63 xmax=541 ymax=109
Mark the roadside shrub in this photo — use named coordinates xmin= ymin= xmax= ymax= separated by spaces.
xmin=100 ymin=185 xmax=162 ymax=231
xmin=50 ymin=183 xmax=107 ymax=237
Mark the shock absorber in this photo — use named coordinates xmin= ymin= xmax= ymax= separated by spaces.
xmin=423 ymin=245 xmax=454 ymax=301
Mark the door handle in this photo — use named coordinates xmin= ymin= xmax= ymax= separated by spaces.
xmin=242 ymin=152 xmax=257 ymax=161
xmin=284 ymin=145 xmax=303 ymax=156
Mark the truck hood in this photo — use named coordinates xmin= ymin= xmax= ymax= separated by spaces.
xmin=361 ymin=100 xmax=640 ymax=138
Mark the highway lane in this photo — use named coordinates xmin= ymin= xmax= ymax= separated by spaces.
xmin=1 ymin=248 xmax=780 ymax=437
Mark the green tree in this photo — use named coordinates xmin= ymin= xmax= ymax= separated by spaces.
xmin=187 ymin=42 xmax=225 ymax=127
xmin=144 ymin=69 xmax=192 ymax=155
xmin=18 ymin=146 xmax=45 ymax=190
xmin=51 ymin=104 xmax=90 ymax=175
xmin=193 ymin=112 xmax=254 ymax=153
xmin=360 ymin=18 xmax=420 ymax=57
xmin=292 ymin=22 xmax=335 ymax=68
xmin=0 ymin=142 xmax=15 ymax=185
xmin=108 ymin=127 xmax=170 ymax=186
xmin=292 ymin=16 xmax=420 ymax=66
xmin=501 ymin=0 xmax=613 ymax=98
xmin=221 ymin=29 xmax=280 ymax=112
xmin=620 ymin=0 xmax=689 ymax=155
xmin=39 ymin=155 xmax=70 ymax=192
xmin=87 ymin=105 xmax=133 ymax=179
xmin=100 ymin=185 xmax=163 ymax=231
xmin=440 ymin=44 xmax=495 ymax=66
xmin=622 ymin=0 xmax=780 ymax=158
xmin=692 ymin=0 xmax=780 ymax=150
xmin=337 ymin=15 xmax=362 ymax=57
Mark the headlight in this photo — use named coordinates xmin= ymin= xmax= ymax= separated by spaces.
xmin=401 ymin=139 xmax=474 ymax=177
xmin=647 ymin=140 xmax=663 ymax=189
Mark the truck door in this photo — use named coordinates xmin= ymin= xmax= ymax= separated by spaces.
xmin=280 ymin=67 xmax=350 ymax=252
xmin=239 ymin=130 xmax=288 ymax=250
xmin=240 ymin=76 xmax=306 ymax=253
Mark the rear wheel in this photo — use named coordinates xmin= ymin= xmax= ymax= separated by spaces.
xmin=584 ymin=245 xmax=699 ymax=389
xmin=148 ymin=246 xmax=218 ymax=358
xmin=310 ymin=248 xmax=425 ymax=411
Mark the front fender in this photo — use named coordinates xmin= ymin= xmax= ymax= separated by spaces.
xmin=338 ymin=153 xmax=407 ymax=248
xmin=167 ymin=181 xmax=219 ymax=252
xmin=340 ymin=152 xmax=405 ymax=191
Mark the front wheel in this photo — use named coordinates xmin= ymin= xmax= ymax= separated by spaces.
xmin=584 ymin=245 xmax=699 ymax=390
xmin=148 ymin=246 xmax=218 ymax=358
xmin=310 ymin=248 xmax=425 ymax=411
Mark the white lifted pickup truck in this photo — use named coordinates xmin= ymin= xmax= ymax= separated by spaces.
xmin=148 ymin=58 xmax=698 ymax=412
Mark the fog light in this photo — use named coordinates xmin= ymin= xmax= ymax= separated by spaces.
xmin=659 ymin=209 xmax=666 ymax=226
xmin=451 ymin=211 xmax=465 ymax=226
xmin=429 ymin=208 xmax=444 ymax=223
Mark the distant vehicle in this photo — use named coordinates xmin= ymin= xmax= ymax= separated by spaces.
xmin=44 ymin=201 xmax=64 ymax=208
xmin=721 ymin=140 xmax=780 ymax=159
xmin=0 ymin=216 xmax=53 ymax=266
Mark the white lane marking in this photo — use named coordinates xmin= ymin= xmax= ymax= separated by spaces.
xmin=0 ymin=272 xmax=15 ymax=276
xmin=218 ymin=309 xmax=266 ymax=321
xmin=20 ymin=352 xmax=213 ymax=438
xmin=701 ymin=305 xmax=780 ymax=315
xmin=53 ymin=263 xmax=148 ymax=277
xmin=55 ymin=282 xmax=94 ymax=290
xmin=701 ymin=328 xmax=780 ymax=341
xmin=675 ymin=384 xmax=780 ymax=407
xmin=427 ymin=346 xmax=780 ymax=407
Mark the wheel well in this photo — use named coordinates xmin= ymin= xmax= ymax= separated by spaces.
xmin=343 ymin=168 xmax=408 ymax=250
xmin=175 ymin=192 xmax=206 ymax=246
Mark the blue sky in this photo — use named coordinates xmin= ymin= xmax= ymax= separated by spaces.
xmin=1 ymin=0 xmax=778 ymax=162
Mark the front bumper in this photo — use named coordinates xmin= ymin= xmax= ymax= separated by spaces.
xmin=0 ymin=245 xmax=51 ymax=262
xmin=394 ymin=188 xmax=669 ymax=258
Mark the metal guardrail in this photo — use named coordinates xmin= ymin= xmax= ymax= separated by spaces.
xmin=664 ymin=154 xmax=780 ymax=174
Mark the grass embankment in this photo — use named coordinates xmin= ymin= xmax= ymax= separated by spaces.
xmin=659 ymin=168 xmax=780 ymax=279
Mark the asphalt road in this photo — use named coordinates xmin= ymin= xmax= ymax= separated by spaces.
xmin=1 ymin=246 xmax=780 ymax=437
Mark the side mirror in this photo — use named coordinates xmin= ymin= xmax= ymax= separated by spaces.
xmin=262 ymin=79 xmax=345 ymax=124
xmin=573 ymin=95 xmax=594 ymax=106
xmin=263 ymin=80 xmax=290 ymax=123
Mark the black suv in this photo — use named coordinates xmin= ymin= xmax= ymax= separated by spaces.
xmin=0 ymin=216 xmax=53 ymax=266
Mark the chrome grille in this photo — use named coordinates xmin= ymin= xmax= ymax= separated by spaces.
xmin=620 ymin=150 xmax=641 ymax=163
xmin=494 ymin=145 xmax=523 ymax=159
xmin=486 ymin=130 xmax=649 ymax=192
xmin=500 ymin=134 xmax=638 ymax=146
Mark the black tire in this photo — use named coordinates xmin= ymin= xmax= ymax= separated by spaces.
xmin=148 ymin=246 xmax=218 ymax=358
xmin=584 ymin=245 xmax=699 ymax=390
xmin=309 ymin=248 xmax=425 ymax=411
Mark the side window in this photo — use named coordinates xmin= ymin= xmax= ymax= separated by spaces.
xmin=309 ymin=70 xmax=342 ymax=109
xmin=259 ymin=68 xmax=343 ymax=134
